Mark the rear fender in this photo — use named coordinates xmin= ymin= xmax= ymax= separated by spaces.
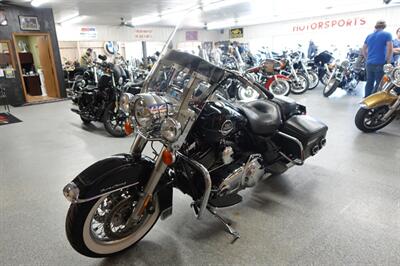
xmin=361 ymin=91 xmax=397 ymax=109
xmin=63 ymin=154 xmax=173 ymax=212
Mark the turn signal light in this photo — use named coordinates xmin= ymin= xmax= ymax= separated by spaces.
xmin=124 ymin=119 xmax=133 ymax=136
xmin=162 ymin=149 xmax=175 ymax=165
xmin=382 ymin=75 xmax=389 ymax=84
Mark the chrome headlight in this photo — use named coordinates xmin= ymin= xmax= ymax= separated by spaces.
xmin=161 ymin=118 xmax=181 ymax=142
xmin=120 ymin=93 xmax=134 ymax=114
xmin=392 ymin=68 xmax=400 ymax=86
xmin=118 ymin=77 xmax=124 ymax=85
xmin=133 ymin=97 xmax=153 ymax=128
xmin=383 ymin=64 xmax=394 ymax=74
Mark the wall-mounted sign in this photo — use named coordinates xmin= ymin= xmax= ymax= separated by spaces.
xmin=230 ymin=28 xmax=243 ymax=39
xmin=185 ymin=31 xmax=198 ymax=41
xmin=79 ymin=27 xmax=97 ymax=40
xmin=292 ymin=17 xmax=367 ymax=32
xmin=19 ymin=16 xmax=40 ymax=31
xmin=135 ymin=29 xmax=153 ymax=40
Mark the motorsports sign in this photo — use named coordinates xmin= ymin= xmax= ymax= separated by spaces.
xmin=292 ymin=17 xmax=366 ymax=32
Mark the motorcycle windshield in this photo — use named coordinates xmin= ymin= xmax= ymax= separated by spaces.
xmin=142 ymin=50 xmax=226 ymax=123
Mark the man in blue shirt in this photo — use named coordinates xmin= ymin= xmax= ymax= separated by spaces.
xmin=393 ymin=28 xmax=400 ymax=65
xmin=362 ymin=20 xmax=393 ymax=97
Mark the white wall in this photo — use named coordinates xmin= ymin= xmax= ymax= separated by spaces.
xmin=223 ymin=6 xmax=400 ymax=59
xmin=56 ymin=25 xmax=220 ymax=43
xmin=56 ymin=6 xmax=399 ymax=61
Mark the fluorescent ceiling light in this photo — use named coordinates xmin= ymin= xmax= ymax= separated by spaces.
xmin=57 ymin=11 xmax=80 ymax=24
xmin=207 ymin=18 xmax=236 ymax=30
xmin=161 ymin=8 xmax=201 ymax=19
xmin=161 ymin=8 xmax=202 ymax=25
xmin=131 ymin=15 xmax=161 ymax=26
xmin=203 ymin=0 xmax=248 ymax=12
xmin=31 ymin=0 xmax=50 ymax=7
xmin=60 ymin=15 xmax=87 ymax=26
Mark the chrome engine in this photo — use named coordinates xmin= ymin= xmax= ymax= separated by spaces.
xmin=218 ymin=154 xmax=265 ymax=196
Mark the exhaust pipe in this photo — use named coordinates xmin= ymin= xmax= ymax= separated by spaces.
xmin=319 ymin=138 xmax=326 ymax=147
xmin=311 ymin=145 xmax=320 ymax=156
xmin=70 ymin=108 xmax=80 ymax=114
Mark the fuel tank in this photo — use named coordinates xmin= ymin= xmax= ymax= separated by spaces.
xmin=194 ymin=101 xmax=247 ymax=143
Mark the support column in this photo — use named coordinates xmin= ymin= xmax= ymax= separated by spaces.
xmin=142 ymin=41 xmax=148 ymax=67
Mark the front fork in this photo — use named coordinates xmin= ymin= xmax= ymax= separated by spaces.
xmin=129 ymin=134 xmax=168 ymax=222
xmin=301 ymin=62 xmax=310 ymax=77
xmin=383 ymin=97 xmax=400 ymax=120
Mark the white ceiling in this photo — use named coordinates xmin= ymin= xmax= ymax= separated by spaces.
xmin=5 ymin=0 xmax=398 ymax=29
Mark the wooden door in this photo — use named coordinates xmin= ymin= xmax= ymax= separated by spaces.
xmin=37 ymin=35 xmax=58 ymax=97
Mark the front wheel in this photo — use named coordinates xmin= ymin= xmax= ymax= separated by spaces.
xmin=66 ymin=189 xmax=160 ymax=257
xmin=103 ymin=102 xmax=127 ymax=137
xmin=323 ymin=76 xmax=340 ymax=97
xmin=355 ymin=106 xmax=395 ymax=133
xmin=269 ymin=79 xmax=291 ymax=96
xmin=237 ymin=86 xmax=260 ymax=101
xmin=290 ymin=73 xmax=309 ymax=94
xmin=307 ymin=71 xmax=319 ymax=90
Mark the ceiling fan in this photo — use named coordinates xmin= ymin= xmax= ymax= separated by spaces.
xmin=383 ymin=0 xmax=400 ymax=4
xmin=119 ymin=17 xmax=135 ymax=28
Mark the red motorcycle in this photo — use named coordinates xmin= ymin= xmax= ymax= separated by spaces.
xmin=241 ymin=59 xmax=291 ymax=100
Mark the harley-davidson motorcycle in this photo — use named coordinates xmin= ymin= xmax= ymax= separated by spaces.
xmin=63 ymin=49 xmax=328 ymax=257
xmin=289 ymin=49 xmax=319 ymax=90
xmin=355 ymin=64 xmax=400 ymax=132
xmin=278 ymin=51 xmax=310 ymax=94
xmin=323 ymin=56 xmax=366 ymax=97
xmin=312 ymin=50 xmax=335 ymax=85
xmin=71 ymin=55 xmax=142 ymax=137
xmin=244 ymin=58 xmax=291 ymax=98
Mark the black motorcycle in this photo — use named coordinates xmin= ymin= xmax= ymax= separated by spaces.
xmin=323 ymin=56 xmax=366 ymax=97
xmin=63 ymin=50 xmax=328 ymax=257
xmin=313 ymin=50 xmax=335 ymax=85
xmin=71 ymin=55 xmax=141 ymax=137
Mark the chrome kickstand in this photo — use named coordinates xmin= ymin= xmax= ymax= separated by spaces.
xmin=207 ymin=206 xmax=240 ymax=244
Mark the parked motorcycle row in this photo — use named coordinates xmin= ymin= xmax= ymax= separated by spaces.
xmin=214 ymin=44 xmax=360 ymax=99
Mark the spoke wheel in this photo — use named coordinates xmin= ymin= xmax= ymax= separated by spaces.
xmin=290 ymin=74 xmax=309 ymax=94
xmin=66 ymin=188 xmax=160 ymax=257
xmin=307 ymin=71 xmax=319 ymax=89
xmin=269 ymin=79 xmax=291 ymax=96
xmin=323 ymin=76 xmax=340 ymax=97
xmin=237 ymin=86 xmax=260 ymax=101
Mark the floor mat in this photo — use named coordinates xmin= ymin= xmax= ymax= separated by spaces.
xmin=0 ymin=113 xmax=22 ymax=126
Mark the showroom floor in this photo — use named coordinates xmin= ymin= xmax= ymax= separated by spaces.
xmin=1 ymin=85 xmax=400 ymax=265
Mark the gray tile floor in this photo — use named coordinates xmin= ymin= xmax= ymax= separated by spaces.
xmin=0 ymin=85 xmax=399 ymax=265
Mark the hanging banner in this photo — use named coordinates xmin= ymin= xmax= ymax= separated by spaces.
xmin=185 ymin=31 xmax=198 ymax=41
xmin=135 ymin=29 xmax=153 ymax=40
xmin=79 ymin=27 xmax=97 ymax=40
xmin=292 ymin=17 xmax=367 ymax=32
xmin=230 ymin=28 xmax=244 ymax=39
